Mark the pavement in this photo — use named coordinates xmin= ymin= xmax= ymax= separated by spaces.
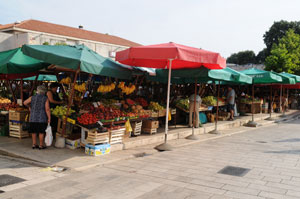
xmin=0 ymin=110 xmax=299 ymax=172
xmin=2 ymin=113 xmax=300 ymax=198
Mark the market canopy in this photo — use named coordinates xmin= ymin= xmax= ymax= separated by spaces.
xmin=24 ymin=74 xmax=57 ymax=81
xmin=149 ymin=67 xmax=252 ymax=84
xmin=240 ymin=68 xmax=283 ymax=84
xmin=0 ymin=48 xmax=49 ymax=74
xmin=222 ymin=67 xmax=252 ymax=84
xmin=280 ymin=72 xmax=300 ymax=83
xmin=21 ymin=44 xmax=133 ymax=79
xmin=116 ymin=42 xmax=226 ymax=69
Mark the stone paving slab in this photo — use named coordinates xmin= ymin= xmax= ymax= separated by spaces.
xmin=2 ymin=118 xmax=300 ymax=198
xmin=0 ymin=110 xmax=298 ymax=172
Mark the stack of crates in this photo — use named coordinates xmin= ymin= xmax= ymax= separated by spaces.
xmin=9 ymin=110 xmax=29 ymax=139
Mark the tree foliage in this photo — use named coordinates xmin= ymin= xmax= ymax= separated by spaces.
xmin=265 ymin=29 xmax=300 ymax=74
xmin=227 ymin=50 xmax=256 ymax=65
xmin=263 ymin=20 xmax=300 ymax=56
xmin=256 ymin=48 xmax=267 ymax=64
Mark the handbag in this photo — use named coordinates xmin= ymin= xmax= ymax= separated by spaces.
xmin=22 ymin=114 xmax=30 ymax=131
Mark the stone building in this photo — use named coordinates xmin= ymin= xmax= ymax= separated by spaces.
xmin=0 ymin=19 xmax=140 ymax=59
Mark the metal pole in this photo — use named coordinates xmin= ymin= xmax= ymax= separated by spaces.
xmin=280 ymin=84 xmax=283 ymax=113
xmin=20 ymin=78 xmax=24 ymax=104
xmin=155 ymin=59 xmax=173 ymax=151
xmin=266 ymin=84 xmax=273 ymax=120
xmin=164 ymin=60 xmax=172 ymax=143
xmin=246 ymin=84 xmax=258 ymax=127
xmin=252 ymin=84 xmax=254 ymax=122
xmin=215 ymin=82 xmax=220 ymax=131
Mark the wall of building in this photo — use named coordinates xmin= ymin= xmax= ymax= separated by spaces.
xmin=27 ymin=32 xmax=128 ymax=59
xmin=0 ymin=32 xmax=29 ymax=51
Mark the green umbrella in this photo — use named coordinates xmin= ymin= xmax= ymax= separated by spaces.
xmin=24 ymin=74 xmax=57 ymax=81
xmin=149 ymin=66 xmax=253 ymax=135
xmin=21 ymin=44 xmax=132 ymax=79
xmin=150 ymin=67 xmax=235 ymax=84
xmin=241 ymin=68 xmax=286 ymax=122
xmin=150 ymin=67 xmax=252 ymax=84
xmin=0 ymin=48 xmax=48 ymax=74
xmin=240 ymin=68 xmax=285 ymax=84
xmin=280 ymin=72 xmax=300 ymax=83
xmin=222 ymin=67 xmax=252 ymax=84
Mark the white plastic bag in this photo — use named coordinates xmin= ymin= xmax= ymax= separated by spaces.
xmin=45 ymin=125 xmax=53 ymax=146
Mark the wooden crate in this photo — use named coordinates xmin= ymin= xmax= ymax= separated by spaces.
xmin=131 ymin=121 xmax=142 ymax=136
xmin=158 ymin=109 xmax=166 ymax=117
xmin=143 ymin=110 xmax=152 ymax=117
xmin=142 ymin=128 xmax=157 ymax=135
xmin=151 ymin=111 xmax=158 ymax=118
xmin=142 ymin=120 xmax=159 ymax=129
xmin=9 ymin=121 xmax=29 ymax=139
xmin=9 ymin=110 xmax=28 ymax=121
xmin=110 ymin=128 xmax=125 ymax=144
xmin=171 ymin=108 xmax=176 ymax=115
xmin=86 ymin=131 xmax=109 ymax=145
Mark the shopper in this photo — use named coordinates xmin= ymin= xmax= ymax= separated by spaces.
xmin=47 ymin=82 xmax=63 ymax=138
xmin=24 ymin=85 xmax=51 ymax=149
xmin=47 ymin=82 xmax=63 ymax=109
xmin=226 ymin=86 xmax=235 ymax=120
xmin=189 ymin=92 xmax=202 ymax=128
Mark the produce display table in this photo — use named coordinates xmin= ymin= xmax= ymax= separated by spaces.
xmin=238 ymin=102 xmax=262 ymax=113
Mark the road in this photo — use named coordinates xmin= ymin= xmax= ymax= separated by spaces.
xmin=2 ymin=119 xmax=300 ymax=199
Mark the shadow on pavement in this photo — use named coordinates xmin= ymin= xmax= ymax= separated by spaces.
xmin=264 ymin=150 xmax=300 ymax=154
xmin=274 ymin=138 xmax=300 ymax=143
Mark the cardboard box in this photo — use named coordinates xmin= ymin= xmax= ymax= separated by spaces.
xmin=85 ymin=144 xmax=111 ymax=156
xmin=142 ymin=120 xmax=159 ymax=129
xmin=9 ymin=110 xmax=28 ymax=121
xmin=65 ymin=138 xmax=81 ymax=149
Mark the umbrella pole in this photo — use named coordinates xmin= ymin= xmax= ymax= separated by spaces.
xmin=20 ymin=79 xmax=24 ymax=104
xmin=209 ymin=81 xmax=220 ymax=134
xmin=61 ymin=65 xmax=80 ymax=137
xmin=282 ymin=87 xmax=288 ymax=117
xmin=266 ymin=84 xmax=274 ymax=120
xmin=246 ymin=84 xmax=258 ymax=127
xmin=155 ymin=59 xmax=173 ymax=151
xmin=186 ymin=79 xmax=199 ymax=140
xmin=29 ymin=74 xmax=39 ymax=97
xmin=280 ymin=84 xmax=282 ymax=113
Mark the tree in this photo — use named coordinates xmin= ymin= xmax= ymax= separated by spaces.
xmin=263 ymin=20 xmax=300 ymax=56
xmin=256 ymin=48 xmax=267 ymax=64
xmin=227 ymin=50 xmax=256 ymax=65
xmin=265 ymin=29 xmax=300 ymax=74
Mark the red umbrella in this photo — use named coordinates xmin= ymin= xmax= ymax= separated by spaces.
xmin=116 ymin=42 xmax=226 ymax=151
xmin=116 ymin=42 xmax=226 ymax=69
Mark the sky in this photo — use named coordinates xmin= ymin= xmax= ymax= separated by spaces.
xmin=1 ymin=0 xmax=300 ymax=58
